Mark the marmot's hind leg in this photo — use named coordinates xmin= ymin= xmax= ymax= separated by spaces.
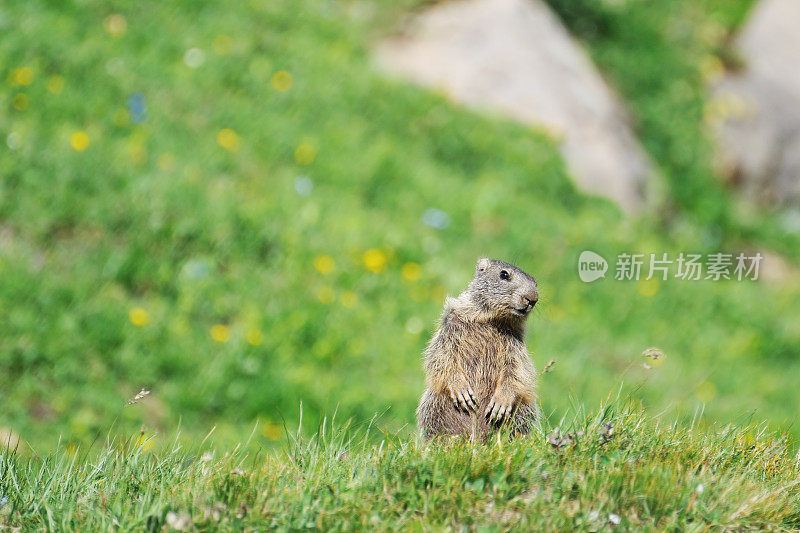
xmin=416 ymin=389 xmax=473 ymax=440
xmin=506 ymin=402 xmax=540 ymax=436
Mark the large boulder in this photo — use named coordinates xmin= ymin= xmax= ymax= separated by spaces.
xmin=375 ymin=0 xmax=653 ymax=212
xmin=711 ymin=0 xmax=800 ymax=206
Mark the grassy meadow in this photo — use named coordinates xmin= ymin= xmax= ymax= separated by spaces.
xmin=3 ymin=405 xmax=800 ymax=530
xmin=2 ymin=0 xmax=800 ymax=528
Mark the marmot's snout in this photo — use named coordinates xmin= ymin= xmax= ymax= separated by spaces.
xmin=518 ymin=290 xmax=538 ymax=315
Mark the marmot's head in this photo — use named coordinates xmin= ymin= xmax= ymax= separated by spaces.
xmin=467 ymin=258 xmax=538 ymax=319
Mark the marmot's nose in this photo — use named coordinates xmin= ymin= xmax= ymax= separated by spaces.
xmin=525 ymin=295 xmax=538 ymax=308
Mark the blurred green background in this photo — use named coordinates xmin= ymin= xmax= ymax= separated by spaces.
xmin=2 ymin=0 xmax=799 ymax=451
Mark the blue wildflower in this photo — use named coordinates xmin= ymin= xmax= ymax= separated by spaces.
xmin=294 ymin=175 xmax=313 ymax=197
xmin=181 ymin=258 xmax=210 ymax=280
xmin=422 ymin=208 xmax=450 ymax=230
xmin=128 ymin=93 xmax=147 ymax=124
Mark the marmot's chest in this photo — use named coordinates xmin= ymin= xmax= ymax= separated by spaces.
xmin=457 ymin=325 xmax=525 ymax=369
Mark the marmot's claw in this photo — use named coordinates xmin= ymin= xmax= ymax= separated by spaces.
xmin=465 ymin=388 xmax=477 ymax=411
xmin=450 ymin=387 xmax=477 ymax=412
xmin=485 ymin=397 xmax=513 ymax=423
xmin=485 ymin=402 xmax=498 ymax=422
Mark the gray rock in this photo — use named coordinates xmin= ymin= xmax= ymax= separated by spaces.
xmin=375 ymin=0 xmax=653 ymax=211
xmin=711 ymin=0 xmax=800 ymax=206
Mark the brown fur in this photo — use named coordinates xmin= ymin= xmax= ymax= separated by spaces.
xmin=416 ymin=258 xmax=541 ymax=440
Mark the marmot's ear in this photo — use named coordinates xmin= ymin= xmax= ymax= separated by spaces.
xmin=476 ymin=257 xmax=491 ymax=272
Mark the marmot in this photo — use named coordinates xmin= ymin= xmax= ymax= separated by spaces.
xmin=416 ymin=258 xmax=540 ymax=440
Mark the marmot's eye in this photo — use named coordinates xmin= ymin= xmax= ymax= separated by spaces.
xmin=499 ymin=270 xmax=510 ymax=281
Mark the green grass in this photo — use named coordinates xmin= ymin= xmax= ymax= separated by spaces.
xmin=2 ymin=405 xmax=799 ymax=530
xmin=2 ymin=0 xmax=800 ymax=457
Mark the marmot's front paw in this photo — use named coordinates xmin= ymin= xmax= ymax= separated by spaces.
xmin=485 ymin=389 xmax=516 ymax=423
xmin=448 ymin=382 xmax=477 ymax=413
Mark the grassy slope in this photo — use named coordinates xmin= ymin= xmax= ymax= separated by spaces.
xmin=1 ymin=0 xmax=800 ymax=453
xmin=2 ymin=406 xmax=799 ymax=530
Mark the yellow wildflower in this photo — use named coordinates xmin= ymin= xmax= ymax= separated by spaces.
xmin=363 ymin=249 xmax=387 ymax=273
xmin=217 ymin=128 xmax=240 ymax=152
xmin=294 ymin=142 xmax=316 ymax=165
xmin=103 ymin=14 xmax=127 ymax=37
xmin=270 ymin=70 xmax=292 ymax=92
xmin=129 ymin=307 xmax=149 ymax=327
xmin=246 ymin=328 xmax=264 ymax=346
xmin=11 ymin=66 xmax=33 ymax=86
xmin=70 ymin=131 xmax=90 ymax=151
xmin=401 ymin=262 xmax=421 ymax=282
xmin=313 ymin=254 xmax=335 ymax=274
xmin=210 ymin=324 xmax=230 ymax=343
